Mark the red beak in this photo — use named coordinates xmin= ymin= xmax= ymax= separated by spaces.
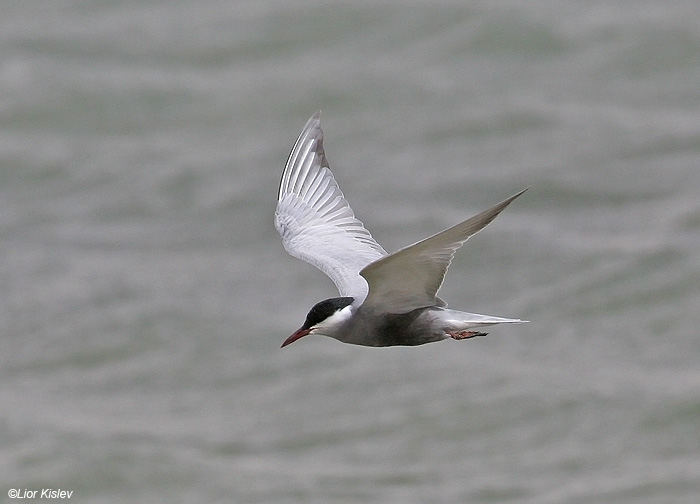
xmin=281 ymin=327 xmax=311 ymax=348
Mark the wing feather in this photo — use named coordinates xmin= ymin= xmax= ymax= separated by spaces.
xmin=360 ymin=188 xmax=528 ymax=312
xmin=275 ymin=112 xmax=387 ymax=300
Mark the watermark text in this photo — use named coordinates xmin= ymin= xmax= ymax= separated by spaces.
xmin=8 ymin=488 xmax=73 ymax=499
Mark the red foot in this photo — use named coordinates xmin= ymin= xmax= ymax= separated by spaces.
xmin=448 ymin=330 xmax=488 ymax=340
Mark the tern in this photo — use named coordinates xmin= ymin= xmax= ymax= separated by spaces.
xmin=275 ymin=112 xmax=528 ymax=348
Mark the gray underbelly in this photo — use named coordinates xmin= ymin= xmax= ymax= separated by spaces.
xmin=341 ymin=307 xmax=445 ymax=347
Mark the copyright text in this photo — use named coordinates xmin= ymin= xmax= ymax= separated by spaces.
xmin=8 ymin=489 xmax=73 ymax=499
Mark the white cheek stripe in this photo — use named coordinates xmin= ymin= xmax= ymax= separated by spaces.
xmin=314 ymin=304 xmax=353 ymax=330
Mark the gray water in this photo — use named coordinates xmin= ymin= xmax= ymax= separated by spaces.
xmin=2 ymin=1 xmax=700 ymax=502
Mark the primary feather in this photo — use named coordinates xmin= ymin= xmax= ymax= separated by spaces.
xmin=360 ymin=188 xmax=529 ymax=312
xmin=275 ymin=111 xmax=387 ymax=300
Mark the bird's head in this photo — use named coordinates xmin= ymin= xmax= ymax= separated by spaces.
xmin=281 ymin=297 xmax=355 ymax=347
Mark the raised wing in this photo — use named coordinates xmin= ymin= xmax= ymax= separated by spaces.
xmin=275 ymin=111 xmax=387 ymax=300
xmin=360 ymin=188 xmax=528 ymax=312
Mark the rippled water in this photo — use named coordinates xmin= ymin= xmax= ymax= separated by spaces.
xmin=2 ymin=1 xmax=700 ymax=502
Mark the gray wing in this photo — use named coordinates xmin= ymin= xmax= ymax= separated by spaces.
xmin=360 ymin=188 xmax=528 ymax=312
xmin=275 ymin=111 xmax=387 ymax=300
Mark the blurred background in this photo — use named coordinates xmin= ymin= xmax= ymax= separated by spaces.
xmin=2 ymin=1 xmax=699 ymax=502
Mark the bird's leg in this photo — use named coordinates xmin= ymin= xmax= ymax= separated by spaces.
xmin=448 ymin=330 xmax=488 ymax=340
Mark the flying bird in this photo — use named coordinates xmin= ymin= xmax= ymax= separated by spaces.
xmin=275 ymin=111 xmax=528 ymax=347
